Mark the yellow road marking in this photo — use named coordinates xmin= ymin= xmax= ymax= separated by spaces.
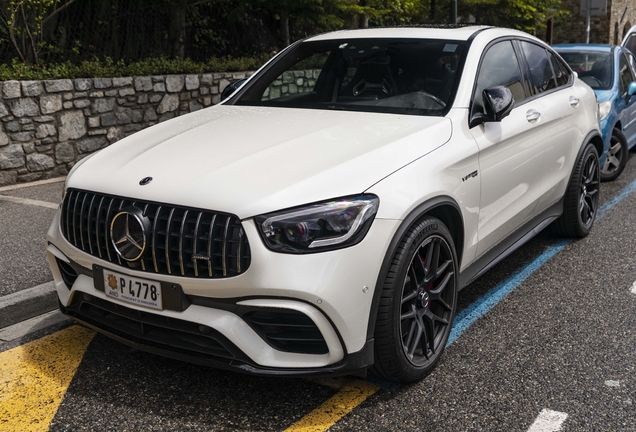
xmin=0 ymin=325 xmax=94 ymax=432
xmin=285 ymin=379 xmax=379 ymax=432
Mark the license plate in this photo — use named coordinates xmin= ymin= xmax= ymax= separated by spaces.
xmin=103 ymin=270 xmax=163 ymax=310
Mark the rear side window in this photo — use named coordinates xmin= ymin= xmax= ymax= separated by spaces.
xmin=473 ymin=40 xmax=527 ymax=112
xmin=625 ymin=33 xmax=636 ymax=56
xmin=549 ymin=52 xmax=570 ymax=87
xmin=619 ymin=53 xmax=636 ymax=96
xmin=520 ymin=41 xmax=557 ymax=94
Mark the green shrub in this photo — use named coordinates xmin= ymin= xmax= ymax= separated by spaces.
xmin=0 ymin=55 xmax=272 ymax=81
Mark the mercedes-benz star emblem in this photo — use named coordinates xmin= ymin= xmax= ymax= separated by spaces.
xmin=110 ymin=207 xmax=150 ymax=261
xmin=139 ymin=176 xmax=153 ymax=186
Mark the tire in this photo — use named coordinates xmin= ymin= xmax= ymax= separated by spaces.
xmin=551 ymin=143 xmax=600 ymax=237
xmin=371 ymin=216 xmax=457 ymax=383
xmin=600 ymin=129 xmax=628 ymax=182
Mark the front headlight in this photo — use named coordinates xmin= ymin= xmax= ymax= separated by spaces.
xmin=255 ymin=194 xmax=379 ymax=254
xmin=598 ymin=101 xmax=612 ymax=121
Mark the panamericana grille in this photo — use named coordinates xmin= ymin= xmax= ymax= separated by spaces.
xmin=61 ymin=189 xmax=250 ymax=278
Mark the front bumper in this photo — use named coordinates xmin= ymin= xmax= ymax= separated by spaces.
xmin=47 ymin=210 xmax=400 ymax=375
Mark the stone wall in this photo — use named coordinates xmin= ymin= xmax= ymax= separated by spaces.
xmin=0 ymin=72 xmax=252 ymax=186
xmin=552 ymin=0 xmax=636 ymax=45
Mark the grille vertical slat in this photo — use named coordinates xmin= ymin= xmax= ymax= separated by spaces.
xmin=165 ymin=208 xmax=175 ymax=275
xmin=95 ymin=196 xmax=105 ymax=259
xmin=61 ymin=189 xmax=250 ymax=279
xmin=192 ymin=212 xmax=203 ymax=277
xmin=207 ymin=215 xmax=217 ymax=277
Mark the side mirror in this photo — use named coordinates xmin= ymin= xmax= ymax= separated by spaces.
xmin=628 ymin=82 xmax=636 ymax=97
xmin=221 ymin=78 xmax=247 ymax=101
xmin=483 ymin=86 xmax=514 ymax=121
xmin=469 ymin=85 xmax=515 ymax=128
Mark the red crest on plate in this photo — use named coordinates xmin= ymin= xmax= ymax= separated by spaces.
xmin=107 ymin=274 xmax=117 ymax=290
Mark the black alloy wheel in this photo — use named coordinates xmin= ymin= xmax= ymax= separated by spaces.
xmin=600 ymin=129 xmax=628 ymax=182
xmin=372 ymin=216 xmax=457 ymax=382
xmin=550 ymin=143 xmax=599 ymax=237
xmin=579 ymin=149 xmax=600 ymax=230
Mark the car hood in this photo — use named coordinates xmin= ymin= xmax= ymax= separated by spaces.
xmin=68 ymin=105 xmax=451 ymax=218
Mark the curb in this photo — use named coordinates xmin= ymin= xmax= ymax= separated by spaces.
xmin=0 ymin=281 xmax=58 ymax=329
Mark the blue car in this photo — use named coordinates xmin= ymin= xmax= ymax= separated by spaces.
xmin=554 ymin=44 xmax=636 ymax=181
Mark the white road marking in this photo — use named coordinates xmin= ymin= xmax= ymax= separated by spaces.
xmin=631 ymin=281 xmax=636 ymax=295
xmin=605 ymin=380 xmax=620 ymax=388
xmin=0 ymin=176 xmax=65 ymax=192
xmin=527 ymin=409 xmax=568 ymax=432
xmin=0 ymin=194 xmax=59 ymax=209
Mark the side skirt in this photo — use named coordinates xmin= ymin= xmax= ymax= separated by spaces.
xmin=458 ymin=198 xmax=563 ymax=289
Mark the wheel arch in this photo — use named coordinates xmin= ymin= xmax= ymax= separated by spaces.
xmin=587 ymin=129 xmax=604 ymax=158
xmin=366 ymin=196 xmax=464 ymax=341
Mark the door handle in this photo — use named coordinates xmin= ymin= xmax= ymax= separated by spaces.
xmin=569 ymin=97 xmax=580 ymax=108
xmin=526 ymin=110 xmax=541 ymax=122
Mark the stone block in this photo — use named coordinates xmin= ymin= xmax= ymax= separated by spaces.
xmin=22 ymin=143 xmax=35 ymax=154
xmin=40 ymin=95 xmax=63 ymax=114
xmin=201 ymin=74 xmax=213 ymax=85
xmin=63 ymin=92 xmax=73 ymax=100
xmin=58 ymin=111 xmax=87 ymax=141
xmin=166 ymin=75 xmax=184 ymax=92
xmin=26 ymin=154 xmax=55 ymax=171
xmin=74 ymin=78 xmax=92 ymax=91
xmin=101 ymin=113 xmax=117 ymax=127
xmin=119 ymin=87 xmax=135 ymax=97
xmin=19 ymin=118 xmax=32 ymax=125
xmin=115 ymin=107 xmax=133 ymax=124
xmin=91 ymin=98 xmax=116 ymax=113
xmin=22 ymin=81 xmax=43 ymax=97
xmin=105 ymin=90 xmax=118 ymax=97
xmin=134 ymin=77 xmax=153 ymax=92
xmin=203 ymin=96 xmax=212 ymax=106
xmin=5 ymin=121 xmax=19 ymax=132
xmin=200 ymin=87 xmax=210 ymax=95
xmin=107 ymin=127 xmax=123 ymax=142
xmin=88 ymin=116 xmax=101 ymax=128
xmin=219 ymin=79 xmax=230 ymax=93
xmin=63 ymin=101 xmax=73 ymax=109
xmin=22 ymin=124 xmax=35 ymax=131
xmin=143 ymin=108 xmax=158 ymax=122
xmin=45 ymin=79 xmax=73 ymax=92
xmin=151 ymin=76 xmax=164 ymax=82
xmin=89 ymin=91 xmax=105 ymax=98
xmin=157 ymin=94 xmax=179 ymax=114
xmin=55 ymin=143 xmax=75 ymax=163
xmin=137 ymin=94 xmax=148 ymax=104
xmin=34 ymin=116 xmax=54 ymax=123
xmin=10 ymin=99 xmax=39 ymax=117
xmin=189 ymin=101 xmax=203 ymax=112
xmin=0 ymin=131 xmax=8 ymax=146
xmin=113 ymin=77 xmax=132 ymax=87
xmin=179 ymin=93 xmax=190 ymax=101
xmin=35 ymin=123 xmax=56 ymax=139
xmin=88 ymin=129 xmax=107 ymax=136
xmin=158 ymin=112 xmax=175 ymax=122
xmin=94 ymin=78 xmax=112 ymax=89
xmin=186 ymin=75 xmax=200 ymax=90
xmin=0 ymin=170 xmax=17 ymax=186
xmin=76 ymin=136 xmax=107 ymax=154
xmin=3 ymin=81 xmax=21 ymax=99
xmin=0 ymin=144 xmax=25 ymax=169
xmin=0 ymin=101 xmax=8 ymax=117
xmin=132 ymin=110 xmax=143 ymax=123
xmin=153 ymin=82 xmax=166 ymax=93
xmin=149 ymin=94 xmax=162 ymax=103
xmin=73 ymin=99 xmax=91 ymax=109
xmin=18 ymin=172 xmax=43 ymax=182
xmin=11 ymin=132 xmax=34 ymax=142
xmin=211 ymin=95 xmax=221 ymax=105
xmin=73 ymin=92 xmax=88 ymax=98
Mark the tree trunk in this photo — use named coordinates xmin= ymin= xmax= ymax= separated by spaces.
xmin=170 ymin=1 xmax=187 ymax=59
xmin=280 ymin=9 xmax=290 ymax=47
xmin=431 ymin=0 xmax=436 ymax=21
xmin=361 ymin=15 xmax=369 ymax=28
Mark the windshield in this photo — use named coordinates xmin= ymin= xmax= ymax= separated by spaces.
xmin=233 ymin=38 xmax=466 ymax=116
xmin=557 ymin=51 xmax=613 ymax=90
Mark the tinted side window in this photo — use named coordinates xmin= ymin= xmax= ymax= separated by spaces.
xmin=549 ymin=51 xmax=570 ymax=87
xmin=520 ymin=41 xmax=557 ymax=94
xmin=625 ymin=33 xmax=636 ymax=56
xmin=474 ymin=40 xmax=527 ymax=111
xmin=619 ymin=53 xmax=635 ymax=96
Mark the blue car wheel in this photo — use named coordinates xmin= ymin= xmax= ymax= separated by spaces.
xmin=600 ymin=128 xmax=628 ymax=181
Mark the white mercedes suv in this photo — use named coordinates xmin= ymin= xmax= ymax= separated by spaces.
xmin=47 ymin=26 xmax=602 ymax=382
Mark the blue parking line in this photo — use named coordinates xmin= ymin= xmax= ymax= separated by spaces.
xmin=448 ymin=176 xmax=636 ymax=346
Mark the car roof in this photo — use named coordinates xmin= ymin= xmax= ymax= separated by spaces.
xmin=305 ymin=26 xmax=491 ymax=42
xmin=553 ymin=44 xmax=613 ymax=53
